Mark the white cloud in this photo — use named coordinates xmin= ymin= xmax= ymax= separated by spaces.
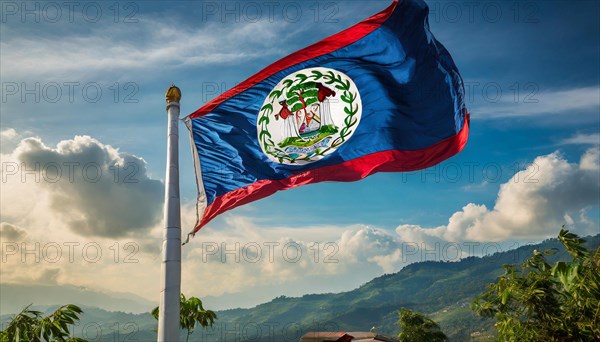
xmin=580 ymin=147 xmax=599 ymax=171
xmin=2 ymin=133 xmax=163 ymax=237
xmin=1 ymin=18 xmax=295 ymax=81
xmin=396 ymin=148 xmax=600 ymax=243
xmin=475 ymin=86 xmax=599 ymax=119
xmin=1 ymin=128 xmax=18 ymax=140
xmin=1 ymin=128 xmax=26 ymax=153
xmin=559 ymin=133 xmax=600 ymax=146
xmin=180 ymin=218 xmax=421 ymax=309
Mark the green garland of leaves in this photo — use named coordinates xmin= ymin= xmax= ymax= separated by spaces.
xmin=259 ymin=69 xmax=359 ymax=164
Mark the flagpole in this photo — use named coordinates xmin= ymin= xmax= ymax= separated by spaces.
xmin=158 ymin=84 xmax=182 ymax=341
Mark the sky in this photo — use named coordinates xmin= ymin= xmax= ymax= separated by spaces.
xmin=1 ymin=0 xmax=599 ymax=313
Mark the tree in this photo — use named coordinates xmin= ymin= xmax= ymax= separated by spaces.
xmin=397 ymin=308 xmax=448 ymax=342
xmin=152 ymin=294 xmax=217 ymax=342
xmin=472 ymin=229 xmax=600 ymax=341
xmin=0 ymin=304 xmax=86 ymax=342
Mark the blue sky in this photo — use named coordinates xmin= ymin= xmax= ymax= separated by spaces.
xmin=1 ymin=0 xmax=599 ymax=311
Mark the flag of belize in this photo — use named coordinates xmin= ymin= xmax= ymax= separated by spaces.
xmin=184 ymin=0 xmax=469 ymax=234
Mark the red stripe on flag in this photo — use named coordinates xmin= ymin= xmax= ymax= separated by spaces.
xmin=193 ymin=115 xmax=470 ymax=233
xmin=187 ymin=0 xmax=399 ymax=119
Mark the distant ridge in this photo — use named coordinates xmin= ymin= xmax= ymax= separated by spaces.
xmin=0 ymin=283 xmax=154 ymax=314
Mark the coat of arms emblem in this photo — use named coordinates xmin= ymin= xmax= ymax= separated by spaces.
xmin=258 ymin=67 xmax=362 ymax=165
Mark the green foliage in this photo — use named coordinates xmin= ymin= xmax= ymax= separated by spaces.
xmin=397 ymin=308 xmax=448 ymax=342
xmin=152 ymin=294 xmax=217 ymax=342
xmin=286 ymin=81 xmax=319 ymax=112
xmin=472 ymin=229 xmax=600 ymax=341
xmin=0 ymin=304 xmax=86 ymax=342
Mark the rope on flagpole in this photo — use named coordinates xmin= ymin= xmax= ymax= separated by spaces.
xmin=182 ymin=232 xmax=193 ymax=246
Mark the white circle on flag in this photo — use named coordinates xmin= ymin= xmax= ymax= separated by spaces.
xmin=257 ymin=67 xmax=362 ymax=165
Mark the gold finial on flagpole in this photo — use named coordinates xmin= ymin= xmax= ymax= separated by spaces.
xmin=165 ymin=83 xmax=181 ymax=104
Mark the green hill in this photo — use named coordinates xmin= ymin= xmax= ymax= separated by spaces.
xmin=2 ymin=234 xmax=598 ymax=341
xmin=207 ymin=234 xmax=599 ymax=341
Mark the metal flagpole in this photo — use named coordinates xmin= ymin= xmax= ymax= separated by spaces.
xmin=158 ymin=84 xmax=182 ymax=341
